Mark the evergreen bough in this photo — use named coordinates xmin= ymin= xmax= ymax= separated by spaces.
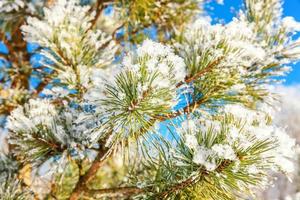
xmin=0 ymin=0 xmax=300 ymax=199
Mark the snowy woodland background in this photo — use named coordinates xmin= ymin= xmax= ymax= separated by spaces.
xmin=1 ymin=0 xmax=300 ymax=199
xmin=259 ymin=85 xmax=300 ymax=200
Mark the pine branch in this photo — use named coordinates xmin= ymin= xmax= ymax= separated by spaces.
xmin=0 ymin=54 xmax=9 ymax=61
xmin=176 ymin=56 xmax=224 ymax=88
xmin=32 ymin=76 xmax=53 ymax=98
xmin=31 ymin=133 xmax=65 ymax=153
xmin=88 ymin=0 xmax=117 ymax=31
xmin=88 ymin=186 xmax=144 ymax=198
xmin=154 ymin=59 xmax=225 ymax=121
xmin=155 ymin=97 xmax=208 ymax=121
xmin=157 ymin=160 xmax=234 ymax=198
xmin=112 ymin=22 xmax=126 ymax=41
xmin=69 ymin=137 xmax=113 ymax=200
xmin=81 ymin=159 xmax=236 ymax=199
xmin=88 ymin=0 xmax=106 ymax=30
xmin=156 ymin=177 xmax=197 ymax=199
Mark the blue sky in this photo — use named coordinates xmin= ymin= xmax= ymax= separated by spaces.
xmin=206 ymin=0 xmax=300 ymax=85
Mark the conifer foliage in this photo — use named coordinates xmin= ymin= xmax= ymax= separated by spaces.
xmin=0 ymin=0 xmax=300 ymax=199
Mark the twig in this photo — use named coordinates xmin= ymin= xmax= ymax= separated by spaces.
xmin=176 ymin=56 xmax=224 ymax=88
xmin=89 ymin=1 xmax=104 ymax=30
xmin=88 ymin=186 xmax=144 ymax=198
xmin=154 ymin=159 xmax=234 ymax=198
xmin=82 ymin=159 xmax=235 ymax=199
xmin=154 ymin=57 xmax=224 ymax=121
xmin=69 ymin=136 xmax=112 ymax=200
